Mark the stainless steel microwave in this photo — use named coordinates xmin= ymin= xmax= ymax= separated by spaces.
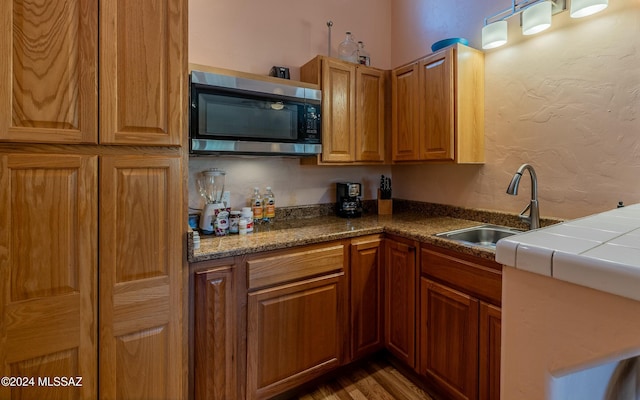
xmin=189 ymin=69 xmax=322 ymax=156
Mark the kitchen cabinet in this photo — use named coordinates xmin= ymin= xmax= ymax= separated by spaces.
xmin=99 ymin=154 xmax=184 ymax=400
xmin=419 ymin=244 xmax=502 ymax=400
xmin=384 ymin=235 xmax=417 ymax=368
xmin=0 ymin=0 xmax=185 ymax=146
xmin=245 ymin=242 xmax=348 ymax=400
xmin=0 ymin=0 xmax=98 ymax=144
xmin=100 ymin=0 xmax=186 ymax=145
xmin=350 ymin=235 xmax=384 ymax=361
xmin=420 ymin=278 xmax=479 ymax=400
xmin=479 ymin=302 xmax=501 ymax=400
xmin=391 ymin=44 xmax=484 ymax=163
xmin=300 ymin=56 xmax=386 ymax=164
xmin=193 ymin=260 xmax=240 ymax=400
xmin=0 ymin=152 xmax=98 ymax=400
xmin=0 ymin=0 xmax=187 ymax=397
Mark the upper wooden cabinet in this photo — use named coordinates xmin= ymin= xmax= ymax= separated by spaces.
xmin=0 ymin=0 xmax=98 ymax=144
xmin=300 ymin=56 xmax=386 ymax=164
xmin=392 ymin=44 xmax=484 ymax=164
xmin=0 ymin=0 xmax=186 ymax=146
xmin=100 ymin=0 xmax=186 ymax=145
xmin=0 ymin=152 xmax=98 ymax=399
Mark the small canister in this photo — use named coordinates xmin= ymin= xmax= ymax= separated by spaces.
xmin=215 ymin=211 xmax=229 ymax=236
xmin=229 ymin=211 xmax=242 ymax=234
xmin=241 ymin=207 xmax=254 ymax=233
xmin=239 ymin=218 xmax=248 ymax=235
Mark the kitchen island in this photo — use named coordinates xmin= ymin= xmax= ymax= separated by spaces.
xmin=496 ymin=204 xmax=640 ymax=399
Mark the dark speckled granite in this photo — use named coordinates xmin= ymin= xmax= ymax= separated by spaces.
xmin=188 ymin=200 xmax=564 ymax=264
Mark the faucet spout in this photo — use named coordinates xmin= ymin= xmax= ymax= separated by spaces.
xmin=506 ymin=164 xmax=540 ymax=230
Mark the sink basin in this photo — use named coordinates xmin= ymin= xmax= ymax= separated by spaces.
xmin=435 ymin=224 xmax=523 ymax=249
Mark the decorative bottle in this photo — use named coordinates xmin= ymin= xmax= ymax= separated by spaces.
xmin=357 ymin=41 xmax=370 ymax=66
xmin=250 ymin=187 xmax=263 ymax=223
xmin=337 ymin=32 xmax=358 ymax=63
xmin=263 ymin=187 xmax=276 ymax=223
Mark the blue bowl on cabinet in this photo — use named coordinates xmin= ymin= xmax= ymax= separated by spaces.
xmin=431 ymin=38 xmax=469 ymax=52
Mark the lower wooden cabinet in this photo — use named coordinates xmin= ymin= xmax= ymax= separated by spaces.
xmin=0 ymin=152 xmax=98 ymax=400
xmin=350 ymin=235 xmax=384 ymax=360
xmin=194 ymin=263 xmax=238 ymax=400
xmin=384 ymin=236 xmax=417 ymax=368
xmin=0 ymin=151 xmax=184 ymax=400
xmin=420 ymin=278 xmax=479 ymax=400
xmin=479 ymin=302 xmax=501 ymax=400
xmin=419 ymin=244 xmax=502 ymax=400
xmin=99 ymin=155 xmax=184 ymax=400
xmin=245 ymin=242 xmax=347 ymax=400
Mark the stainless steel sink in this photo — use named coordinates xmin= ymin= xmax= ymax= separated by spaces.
xmin=435 ymin=224 xmax=523 ymax=249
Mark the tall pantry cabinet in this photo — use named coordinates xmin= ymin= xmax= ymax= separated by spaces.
xmin=0 ymin=0 xmax=187 ymax=399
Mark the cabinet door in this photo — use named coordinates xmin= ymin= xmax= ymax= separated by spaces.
xmin=420 ymin=278 xmax=478 ymax=400
xmin=355 ymin=67 xmax=385 ymax=162
xmin=247 ymin=273 xmax=346 ymax=400
xmin=321 ymin=58 xmax=355 ymax=162
xmin=391 ymin=62 xmax=420 ymax=161
xmin=479 ymin=302 xmax=501 ymax=400
xmin=100 ymin=0 xmax=186 ymax=145
xmin=195 ymin=266 xmax=237 ymax=400
xmin=350 ymin=236 xmax=383 ymax=360
xmin=0 ymin=1 xmax=98 ymax=144
xmin=99 ymin=155 xmax=183 ymax=399
xmin=0 ymin=153 xmax=98 ymax=399
xmin=384 ymin=239 xmax=416 ymax=368
xmin=419 ymin=48 xmax=455 ymax=161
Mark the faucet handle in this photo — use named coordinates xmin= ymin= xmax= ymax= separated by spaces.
xmin=519 ymin=203 xmax=532 ymax=223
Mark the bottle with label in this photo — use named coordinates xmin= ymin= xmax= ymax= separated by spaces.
xmin=357 ymin=41 xmax=370 ymax=66
xmin=250 ymin=187 xmax=263 ymax=223
xmin=337 ymin=31 xmax=358 ymax=63
xmin=263 ymin=187 xmax=276 ymax=223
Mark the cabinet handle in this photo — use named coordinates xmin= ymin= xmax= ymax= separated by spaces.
xmin=426 ymin=60 xmax=445 ymax=69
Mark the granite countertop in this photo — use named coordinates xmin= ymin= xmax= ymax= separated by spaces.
xmin=496 ymin=204 xmax=640 ymax=302
xmin=189 ymin=213 xmax=502 ymax=263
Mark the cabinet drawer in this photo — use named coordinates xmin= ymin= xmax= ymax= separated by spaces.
xmin=248 ymin=243 xmax=345 ymax=290
xmin=421 ymin=245 xmax=501 ymax=306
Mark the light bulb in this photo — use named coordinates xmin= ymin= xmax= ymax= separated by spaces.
xmin=570 ymin=0 xmax=608 ymax=18
xmin=523 ymin=1 xmax=552 ymax=35
xmin=482 ymin=21 xmax=508 ymax=50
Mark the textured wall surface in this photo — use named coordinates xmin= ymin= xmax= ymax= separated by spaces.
xmin=391 ymin=0 xmax=640 ymax=219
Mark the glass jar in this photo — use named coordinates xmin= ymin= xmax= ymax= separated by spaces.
xmin=337 ymin=32 xmax=358 ymax=63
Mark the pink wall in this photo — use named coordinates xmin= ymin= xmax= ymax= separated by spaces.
xmin=188 ymin=0 xmax=640 ymax=219
xmin=502 ymin=267 xmax=640 ymax=398
xmin=189 ymin=0 xmax=392 ymax=77
xmin=391 ymin=0 xmax=640 ymax=219
xmin=188 ymin=0 xmax=393 ymax=209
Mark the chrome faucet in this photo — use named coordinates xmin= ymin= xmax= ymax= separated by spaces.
xmin=506 ymin=163 xmax=540 ymax=230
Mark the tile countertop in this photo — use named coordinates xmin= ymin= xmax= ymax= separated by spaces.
xmin=496 ymin=204 xmax=640 ymax=302
xmin=188 ymin=213 xmax=503 ymax=263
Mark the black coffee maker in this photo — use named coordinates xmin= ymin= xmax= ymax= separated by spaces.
xmin=336 ymin=182 xmax=362 ymax=218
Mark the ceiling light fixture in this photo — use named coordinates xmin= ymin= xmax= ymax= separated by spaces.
xmin=482 ymin=0 xmax=609 ymax=49
xmin=570 ymin=0 xmax=608 ymax=18
xmin=522 ymin=1 xmax=553 ymax=35
xmin=482 ymin=0 xmax=565 ymax=50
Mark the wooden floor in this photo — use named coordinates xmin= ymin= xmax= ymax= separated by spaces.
xmin=284 ymin=358 xmax=436 ymax=400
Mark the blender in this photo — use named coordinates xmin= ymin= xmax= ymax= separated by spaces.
xmin=197 ymin=168 xmax=226 ymax=234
